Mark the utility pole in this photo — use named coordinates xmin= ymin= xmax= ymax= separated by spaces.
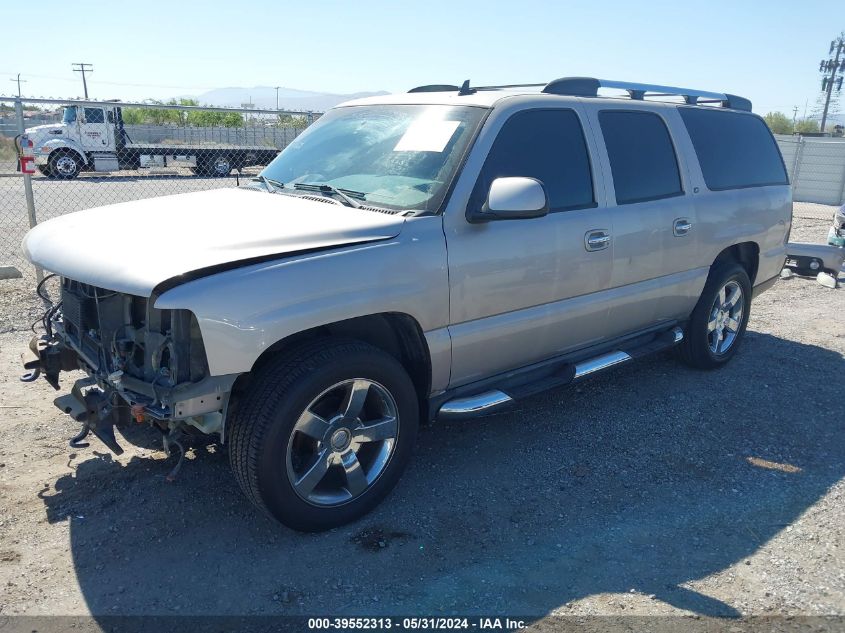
xmin=819 ymin=36 xmax=845 ymax=133
xmin=72 ymin=63 xmax=93 ymax=98
xmin=274 ymin=86 xmax=281 ymax=110
xmin=792 ymin=105 xmax=799 ymax=132
xmin=9 ymin=73 xmax=26 ymax=97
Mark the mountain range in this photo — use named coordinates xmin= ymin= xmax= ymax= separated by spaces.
xmin=192 ymin=86 xmax=389 ymax=112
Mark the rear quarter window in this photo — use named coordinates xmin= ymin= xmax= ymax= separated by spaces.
xmin=679 ymin=108 xmax=788 ymax=191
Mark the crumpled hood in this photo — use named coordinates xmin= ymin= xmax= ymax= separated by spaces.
xmin=23 ymin=187 xmax=405 ymax=296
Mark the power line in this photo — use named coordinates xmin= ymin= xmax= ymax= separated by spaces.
xmin=71 ymin=63 xmax=93 ymax=98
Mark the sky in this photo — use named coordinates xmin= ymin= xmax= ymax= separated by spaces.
xmin=0 ymin=0 xmax=842 ymax=117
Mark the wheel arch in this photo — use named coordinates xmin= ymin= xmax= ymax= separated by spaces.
xmin=231 ymin=312 xmax=433 ymax=419
xmin=43 ymin=140 xmax=88 ymax=165
xmin=712 ymin=241 xmax=760 ymax=285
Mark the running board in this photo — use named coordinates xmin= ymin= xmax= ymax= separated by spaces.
xmin=437 ymin=390 xmax=513 ymax=421
xmin=437 ymin=326 xmax=683 ymax=421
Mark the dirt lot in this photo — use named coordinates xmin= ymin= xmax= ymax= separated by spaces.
xmin=0 ymin=203 xmax=842 ymax=625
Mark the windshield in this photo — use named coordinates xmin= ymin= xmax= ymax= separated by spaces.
xmin=260 ymin=104 xmax=487 ymax=213
xmin=62 ymin=106 xmax=77 ymax=124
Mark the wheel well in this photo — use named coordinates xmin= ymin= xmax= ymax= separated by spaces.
xmin=50 ymin=147 xmax=85 ymax=165
xmin=713 ymin=242 xmax=759 ymax=284
xmin=236 ymin=313 xmax=432 ymax=412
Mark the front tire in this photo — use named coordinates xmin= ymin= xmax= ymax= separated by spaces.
xmin=227 ymin=339 xmax=419 ymax=532
xmin=677 ymin=262 xmax=752 ymax=369
xmin=48 ymin=151 xmax=81 ymax=179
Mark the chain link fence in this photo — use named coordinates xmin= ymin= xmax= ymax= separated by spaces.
xmin=0 ymin=97 xmax=318 ymax=281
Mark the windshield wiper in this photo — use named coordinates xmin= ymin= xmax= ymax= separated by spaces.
xmin=253 ymin=175 xmax=285 ymax=193
xmin=293 ymin=183 xmax=364 ymax=208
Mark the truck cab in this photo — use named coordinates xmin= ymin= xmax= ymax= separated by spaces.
xmin=62 ymin=105 xmax=119 ymax=153
xmin=27 ymin=104 xmax=125 ymax=178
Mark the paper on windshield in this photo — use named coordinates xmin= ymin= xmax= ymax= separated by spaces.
xmin=393 ymin=119 xmax=461 ymax=152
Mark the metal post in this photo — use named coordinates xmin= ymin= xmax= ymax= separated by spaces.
xmin=791 ymin=137 xmax=803 ymax=189
xmin=15 ymin=98 xmax=43 ymax=283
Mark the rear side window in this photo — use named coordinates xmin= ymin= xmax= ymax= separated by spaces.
xmin=470 ymin=109 xmax=595 ymax=213
xmin=679 ymin=108 xmax=788 ymax=190
xmin=599 ymin=110 xmax=683 ymax=205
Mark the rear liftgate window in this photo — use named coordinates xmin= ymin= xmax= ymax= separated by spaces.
xmin=599 ymin=110 xmax=683 ymax=205
xmin=679 ymin=107 xmax=788 ymax=191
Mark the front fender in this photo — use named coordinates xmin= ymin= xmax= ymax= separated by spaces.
xmin=154 ymin=216 xmax=450 ymax=379
xmin=37 ymin=138 xmax=88 ymax=165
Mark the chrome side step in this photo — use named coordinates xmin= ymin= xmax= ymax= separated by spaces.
xmin=573 ymin=350 xmax=631 ymax=379
xmin=436 ymin=326 xmax=684 ymax=421
xmin=438 ymin=390 xmax=513 ymax=421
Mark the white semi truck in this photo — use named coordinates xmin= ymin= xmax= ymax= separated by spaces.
xmin=24 ymin=103 xmax=281 ymax=179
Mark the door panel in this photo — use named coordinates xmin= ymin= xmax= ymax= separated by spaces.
xmin=79 ymin=107 xmax=113 ymax=151
xmin=586 ymin=105 xmax=700 ymax=334
xmin=447 ymin=208 xmax=613 ymax=385
xmin=443 ymin=105 xmax=613 ymax=388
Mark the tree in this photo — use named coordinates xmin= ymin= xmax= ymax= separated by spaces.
xmin=795 ymin=118 xmax=820 ymax=134
xmin=121 ymin=98 xmax=243 ymax=127
xmin=275 ymin=114 xmax=308 ymax=128
xmin=763 ymin=111 xmax=793 ymax=135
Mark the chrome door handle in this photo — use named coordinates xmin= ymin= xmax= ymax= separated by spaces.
xmin=674 ymin=218 xmax=692 ymax=236
xmin=585 ymin=230 xmax=611 ymax=251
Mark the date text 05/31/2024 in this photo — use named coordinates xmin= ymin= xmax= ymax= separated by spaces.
xmin=307 ymin=617 xmax=528 ymax=630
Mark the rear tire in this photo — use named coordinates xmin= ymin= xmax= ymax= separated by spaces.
xmin=227 ymin=339 xmax=419 ymax=532
xmin=197 ymin=155 xmax=231 ymax=177
xmin=676 ymin=262 xmax=752 ymax=370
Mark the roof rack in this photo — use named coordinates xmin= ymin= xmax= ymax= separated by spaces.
xmin=542 ymin=77 xmax=752 ymax=111
xmin=407 ymin=77 xmax=752 ymax=111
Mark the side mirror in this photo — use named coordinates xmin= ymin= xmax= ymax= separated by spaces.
xmin=468 ymin=177 xmax=549 ymax=223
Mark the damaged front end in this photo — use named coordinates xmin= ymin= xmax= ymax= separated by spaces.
xmin=22 ymin=277 xmax=236 ymax=461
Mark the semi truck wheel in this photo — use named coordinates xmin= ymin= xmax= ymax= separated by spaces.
xmin=227 ymin=339 xmax=419 ymax=532
xmin=49 ymin=151 xmax=81 ymax=179
xmin=197 ymin=156 xmax=232 ymax=177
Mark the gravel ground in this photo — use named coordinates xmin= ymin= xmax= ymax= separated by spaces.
xmin=0 ymin=203 xmax=842 ymax=626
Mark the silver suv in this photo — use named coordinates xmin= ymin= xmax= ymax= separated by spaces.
xmin=22 ymin=77 xmax=792 ymax=531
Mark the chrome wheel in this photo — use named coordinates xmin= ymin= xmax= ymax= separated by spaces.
xmin=285 ymin=378 xmax=399 ymax=507
xmin=707 ymin=280 xmax=744 ymax=354
xmin=54 ymin=155 xmax=78 ymax=177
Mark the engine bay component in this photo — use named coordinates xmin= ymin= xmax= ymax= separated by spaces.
xmin=55 ymin=376 xmax=124 ymax=455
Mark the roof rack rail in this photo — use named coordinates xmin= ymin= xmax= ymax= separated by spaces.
xmin=408 ymin=79 xmax=476 ymax=95
xmin=408 ymin=84 xmax=462 ymax=93
xmin=541 ymin=77 xmax=752 ymax=111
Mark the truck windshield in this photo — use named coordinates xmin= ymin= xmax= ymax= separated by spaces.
xmin=260 ymin=104 xmax=487 ymax=213
xmin=62 ymin=107 xmax=77 ymax=124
